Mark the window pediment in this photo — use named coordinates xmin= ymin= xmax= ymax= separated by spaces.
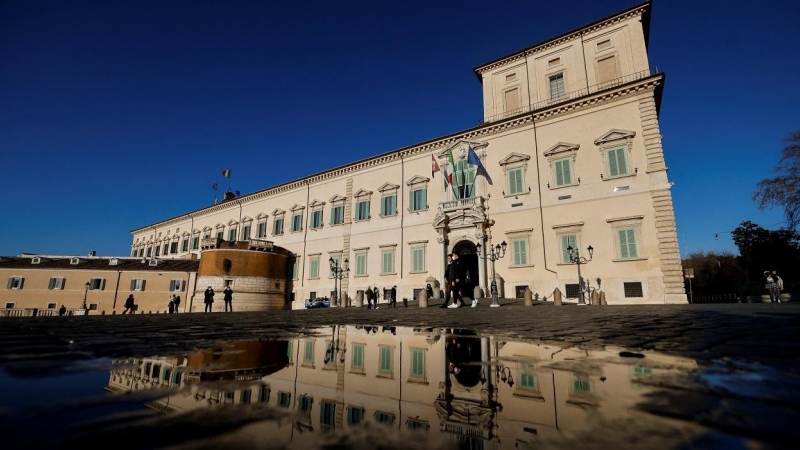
xmin=406 ymin=175 xmax=430 ymax=186
xmin=543 ymin=142 xmax=580 ymax=157
xmin=290 ymin=204 xmax=305 ymax=212
xmin=256 ymin=212 xmax=268 ymax=220
xmin=378 ymin=183 xmax=400 ymax=192
xmin=202 ymin=226 xmax=213 ymax=232
xmin=172 ymin=234 xmax=180 ymax=239
xmin=330 ymin=194 xmax=347 ymax=203
xmin=309 ymin=199 xmax=326 ymax=208
xmin=594 ymin=129 xmax=636 ymax=145
xmin=193 ymin=228 xmax=201 ymax=234
xmin=499 ymin=152 xmax=532 ymax=166
xmin=272 ymin=208 xmax=286 ymax=216
xmin=354 ymin=189 xmax=373 ymax=198
xmin=182 ymin=231 xmax=190 ymax=237
xmin=215 ymin=223 xmax=225 ymax=229
xmin=241 ymin=216 xmax=253 ymax=223
xmin=227 ymin=219 xmax=239 ymax=226
xmin=437 ymin=140 xmax=489 ymax=159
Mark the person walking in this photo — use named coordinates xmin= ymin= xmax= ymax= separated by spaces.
xmin=766 ymin=270 xmax=784 ymax=303
xmin=204 ymin=286 xmax=215 ymax=312
xmin=168 ymin=296 xmax=175 ymax=314
xmin=448 ymin=252 xmax=466 ymax=308
xmin=365 ymin=286 xmax=374 ymax=309
xmin=223 ymin=285 xmax=234 ymax=312
xmin=440 ymin=254 xmax=453 ymax=308
xmin=173 ymin=295 xmax=181 ymax=313
xmin=123 ymin=294 xmax=136 ymax=315
xmin=58 ymin=304 xmax=67 ymax=316
xmin=373 ymin=286 xmax=380 ymax=309
xmin=388 ymin=285 xmax=397 ymax=308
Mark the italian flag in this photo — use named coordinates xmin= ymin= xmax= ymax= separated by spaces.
xmin=445 ymin=149 xmax=457 ymax=198
xmin=222 ymin=169 xmax=231 ymax=179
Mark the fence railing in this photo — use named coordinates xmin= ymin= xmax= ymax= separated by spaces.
xmin=480 ymin=69 xmax=656 ymax=124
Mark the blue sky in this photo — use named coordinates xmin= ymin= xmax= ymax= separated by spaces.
xmin=1 ymin=0 xmax=798 ymax=257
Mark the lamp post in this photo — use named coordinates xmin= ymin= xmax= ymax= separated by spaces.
xmin=476 ymin=239 xmax=507 ymax=307
xmin=82 ymin=281 xmax=90 ymax=310
xmin=329 ymin=257 xmax=350 ymax=307
xmin=566 ymin=244 xmax=594 ymax=305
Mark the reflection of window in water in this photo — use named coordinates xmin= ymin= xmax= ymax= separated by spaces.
xmin=324 ymin=341 xmax=336 ymax=367
xmin=287 ymin=341 xmax=294 ymax=365
xmin=378 ymin=345 xmax=393 ymax=377
xmin=298 ymin=396 xmax=313 ymax=417
xmin=152 ymin=365 xmax=161 ymax=379
xmin=258 ymin=387 xmax=270 ymax=403
xmin=277 ymin=391 xmax=291 ymax=408
xmin=571 ymin=373 xmax=592 ymax=394
xmin=346 ymin=406 xmax=365 ymax=425
xmin=406 ymin=419 xmax=430 ymax=431
xmin=163 ymin=368 xmax=171 ymax=382
xmin=374 ymin=411 xmax=396 ymax=425
xmin=144 ymin=362 xmax=152 ymax=378
xmin=410 ymin=348 xmax=426 ymax=381
xmin=633 ymin=365 xmax=652 ymax=376
xmin=241 ymin=389 xmax=251 ymax=404
xmin=320 ymin=401 xmax=336 ymax=427
xmin=452 ymin=435 xmax=485 ymax=450
xmin=303 ymin=340 xmax=315 ymax=366
xmin=351 ymin=343 xmax=365 ymax=373
xmin=224 ymin=391 xmax=234 ymax=404
xmin=173 ymin=371 xmax=182 ymax=386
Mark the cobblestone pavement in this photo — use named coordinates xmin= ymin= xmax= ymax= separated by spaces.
xmin=2 ymin=301 xmax=799 ymax=375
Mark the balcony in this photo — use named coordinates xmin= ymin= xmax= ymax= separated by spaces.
xmin=480 ymin=68 xmax=656 ymax=124
xmin=439 ymin=196 xmax=484 ymax=212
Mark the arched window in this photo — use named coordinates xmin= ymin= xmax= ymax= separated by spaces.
xmin=454 ymin=159 xmax=476 ymax=199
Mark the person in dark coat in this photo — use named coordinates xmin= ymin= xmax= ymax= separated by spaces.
xmin=388 ymin=286 xmax=397 ymax=308
xmin=440 ymin=254 xmax=453 ymax=308
xmin=372 ymin=286 xmax=380 ymax=309
xmin=173 ymin=295 xmax=181 ymax=313
xmin=204 ymin=287 xmax=215 ymax=313
xmin=365 ymin=286 xmax=374 ymax=309
xmin=123 ymin=294 xmax=136 ymax=315
xmin=168 ymin=296 xmax=175 ymax=314
xmin=58 ymin=305 xmax=67 ymax=316
xmin=223 ymin=285 xmax=233 ymax=312
xmin=448 ymin=252 xmax=466 ymax=308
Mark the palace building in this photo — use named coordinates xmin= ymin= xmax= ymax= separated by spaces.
xmin=1 ymin=1 xmax=686 ymax=313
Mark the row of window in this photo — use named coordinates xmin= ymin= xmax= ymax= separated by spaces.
xmin=5 ymin=277 xmax=185 ymax=292
xmin=293 ymin=340 xmax=426 ymax=381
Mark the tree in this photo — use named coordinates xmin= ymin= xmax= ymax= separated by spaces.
xmin=753 ymin=130 xmax=800 ymax=231
xmin=681 ymin=251 xmax=743 ymax=296
xmin=731 ymin=220 xmax=800 ymax=293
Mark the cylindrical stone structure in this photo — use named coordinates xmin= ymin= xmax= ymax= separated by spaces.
xmin=553 ymin=287 xmax=563 ymax=306
xmin=418 ymin=289 xmax=428 ymax=308
xmin=354 ymin=291 xmax=364 ymax=308
xmin=591 ymin=290 xmax=600 ymax=306
xmin=194 ymin=240 xmax=292 ymax=312
xmin=600 ymin=291 xmax=608 ymax=305
xmin=523 ymin=288 xmax=533 ymax=306
xmin=341 ymin=292 xmax=350 ymax=307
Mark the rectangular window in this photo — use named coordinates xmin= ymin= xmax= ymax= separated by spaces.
xmin=298 ymin=395 xmax=313 ymax=416
xmin=624 ymin=282 xmax=644 ymax=298
xmin=565 ymin=283 xmax=580 ymax=298
xmin=410 ymin=187 xmax=427 ymax=212
xmin=597 ymin=55 xmax=618 ymax=84
xmin=374 ymin=412 xmax=396 ymax=425
xmin=406 ymin=419 xmax=430 ymax=431
xmin=618 ymin=228 xmax=638 ymax=259
xmin=351 ymin=343 xmax=364 ymax=371
xmin=203 ymin=232 xmax=211 ymax=239
xmin=549 ymin=73 xmax=565 ymax=99
xmin=379 ymin=345 xmax=393 ymax=376
xmin=355 ymin=200 xmax=370 ymax=221
xmin=309 ymin=256 xmax=320 ymax=279
xmin=146 ymin=247 xmax=152 ymax=257
xmin=6 ymin=277 xmax=24 ymax=290
xmin=410 ymin=348 xmax=425 ymax=378
xmin=504 ymin=87 xmax=520 ymax=113
xmin=181 ymin=239 xmax=189 ymax=252
xmin=257 ymin=221 xmax=267 ymax=238
xmin=303 ymin=340 xmax=315 ymax=365
xmin=130 ymin=279 xmax=146 ymax=291
xmin=216 ymin=230 xmax=223 ymax=239
xmin=169 ymin=279 xmax=185 ymax=291
xmin=5 ymin=302 xmax=15 ymax=308
xmin=507 ymin=167 xmax=524 ymax=195
xmin=325 ymin=341 xmax=336 ymax=367
xmin=241 ymin=390 xmax=252 ymax=404
xmin=277 ymin=391 xmax=291 ymax=408
xmin=411 ymin=247 xmax=425 ymax=273
xmin=258 ymin=386 xmax=270 ymax=403
xmin=347 ymin=406 xmax=365 ymax=425
xmin=170 ymin=241 xmax=178 ymax=254
xmin=48 ymin=277 xmax=65 ymax=290
xmin=155 ymin=245 xmax=161 ymax=257
xmin=89 ymin=278 xmax=106 ymax=290
xmin=331 ymin=205 xmax=344 ymax=225
xmin=554 ymin=158 xmax=573 ymax=187
xmin=381 ymin=249 xmax=395 ymax=274
xmin=273 ymin=217 xmax=284 ymax=235
xmin=191 ymin=237 xmax=200 ymax=250
xmin=292 ymin=259 xmax=299 ymax=280
xmin=163 ymin=243 xmax=169 ymax=254
xmin=311 ymin=210 xmax=323 ymax=228
xmin=606 ymin=147 xmax=629 ymax=177
xmin=512 ymin=238 xmax=528 ymax=266
xmin=241 ymin=225 xmax=251 ymax=240
xmin=355 ymin=252 xmax=367 ymax=276
xmin=291 ymin=213 xmax=303 ymax=232
xmin=320 ymin=401 xmax=336 ymax=427
xmin=520 ymin=366 xmax=537 ymax=389
xmin=380 ymin=194 xmax=397 ymax=216
xmin=560 ymin=234 xmax=578 ymax=263
xmin=47 ymin=302 xmax=57 ymax=309
xmin=227 ymin=229 xmax=236 ymax=241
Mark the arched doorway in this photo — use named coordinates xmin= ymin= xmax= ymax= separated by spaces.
xmin=452 ymin=240 xmax=479 ymax=299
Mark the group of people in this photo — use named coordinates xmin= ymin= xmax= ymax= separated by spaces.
xmin=204 ymin=285 xmax=234 ymax=312
xmin=440 ymin=251 xmax=476 ymax=308
xmin=167 ymin=294 xmax=182 ymax=313
xmin=363 ymin=285 xmax=398 ymax=308
xmin=765 ymin=270 xmax=784 ymax=303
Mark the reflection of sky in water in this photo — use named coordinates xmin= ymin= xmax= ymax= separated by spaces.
xmin=0 ymin=326 xmax=796 ymax=449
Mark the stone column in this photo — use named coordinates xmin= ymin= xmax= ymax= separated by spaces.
xmin=481 ymin=337 xmax=490 ymax=391
xmin=478 ymin=232 xmax=488 ymax=297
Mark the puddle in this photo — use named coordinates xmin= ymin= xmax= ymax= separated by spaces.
xmin=1 ymin=325 xmax=797 ymax=449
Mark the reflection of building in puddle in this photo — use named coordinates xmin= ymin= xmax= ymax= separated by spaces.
xmin=106 ymin=326 xmax=697 ymax=448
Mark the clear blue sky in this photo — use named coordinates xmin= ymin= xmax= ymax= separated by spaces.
xmin=1 ymin=0 xmax=798 ymax=257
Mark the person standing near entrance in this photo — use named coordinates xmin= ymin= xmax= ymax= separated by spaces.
xmin=204 ymin=286 xmax=215 ymax=312
xmin=223 ymin=285 xmax=234 ymax=312
xmin=440 ymin=254 xmax=453 ymax=308
xmin=448 ymin=252 xmax=466 ymax=308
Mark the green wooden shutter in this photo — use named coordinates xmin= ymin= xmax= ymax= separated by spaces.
xmin=409 ymin=190 xmax=415 ymax=211
xmin=562 ymin=158 xmax=572 ymax=185
xmin=618 ymin=229 xmax=629 ymax=258
xmin=513 ymin=239 xmax=527 ymax=266
xmin=615 ymin=147 xmax=628 ymax=175
xmin=555 ymin=160 xmax=565 ymax=186
xmin=561 ymin=235 xmax=577 ymax=263
xmin=625 ymin=229 xmax=637 ymax=258
xmin=130 ymin=279 xmax=136 ymax=290
xmin=608 ymin=148 xmax=620 ymax=177
xmin=421 ymin=188 xmax=427 ymax=209
xmin=356 ymin=254 xmax=366 ymax=276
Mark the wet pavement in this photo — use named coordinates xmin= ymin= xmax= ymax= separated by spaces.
xmin=0 ymin=303 xmax=798 ymax=449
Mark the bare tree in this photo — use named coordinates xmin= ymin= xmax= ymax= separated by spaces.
xmin=754 ymin=130 xmax=800 ymax=231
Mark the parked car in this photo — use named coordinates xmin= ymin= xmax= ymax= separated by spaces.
xmin=305 ymin=297 xmax=331 ymax=309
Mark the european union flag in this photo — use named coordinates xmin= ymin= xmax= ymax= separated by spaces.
xmin=467 ymin=146 xmax=492 ymax=185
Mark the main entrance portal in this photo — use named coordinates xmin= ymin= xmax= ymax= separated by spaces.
xmin=452 ymin=240 xmax=479 ymax=299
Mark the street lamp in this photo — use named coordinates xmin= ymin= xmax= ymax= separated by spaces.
xmin=566 ymin=244 xmax=595 ymax=305
xmin=329 ymin=257 xmax=350 ymax=307
xmin=476 ymin=239 xmax=507 ymax=307
xmin=82 ymin=281 xmax=90 ymax=310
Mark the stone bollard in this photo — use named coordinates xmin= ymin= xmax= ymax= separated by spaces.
xmin=342 ymin=292 xmax=349 ymax=308
xmin=591 ymin=290 xmax=600 ymax=306
xmin=473 ymin=286 xmax=483 ymax=302
xmin=419 ymin=289 xmax=428 ymax=308
xmin=354 ymin=291 xmax=364 ymax=308
xmin=600 ymin=291 xmax=608 ymax=305
xmin=553 ymin=287 xmax=563 ymax=306
xmin=523 ymin=288 xmax=533 ymax=306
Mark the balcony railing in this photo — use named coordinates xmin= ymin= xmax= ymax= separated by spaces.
xmin=480 ymin=68 xmax=656 ymax=124
xmin=439 ymin=196 xmax=484 ymax=212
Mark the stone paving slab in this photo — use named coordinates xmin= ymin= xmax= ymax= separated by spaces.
xmin=1 ymin=302 xmax=799 ymax=375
